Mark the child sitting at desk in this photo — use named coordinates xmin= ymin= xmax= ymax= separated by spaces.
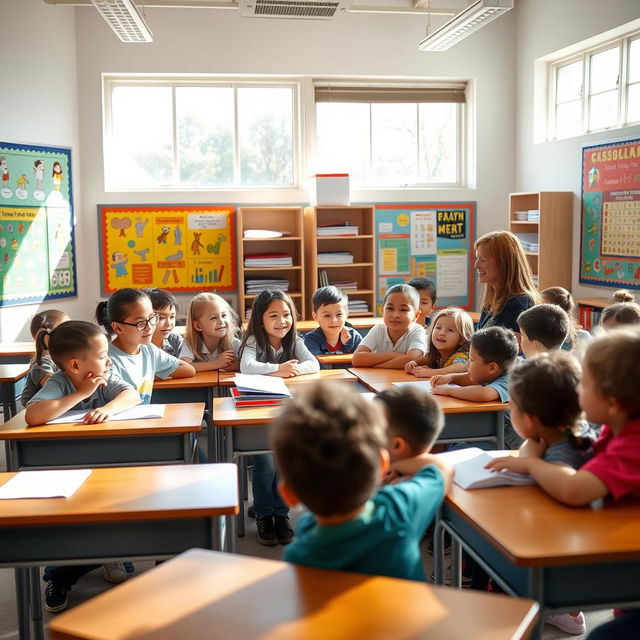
xmin=20 ymin=309 xmax=69 ymax=406
xmin=405 ymin=307 xmax=474 ymax=378
xmin=540 ymin=286 xmax=591 ymax=351
xmin=600 ymin=290 xmax=640 ymax=329
xmin=516 ymin=303 xmax=571 ymax=358
xmin=303 ymin=285 xmax=363 ymax=357
xmin=146 ymin=287 xmax=184 ymax=356
xmin=272 ymin=381 xmax=452 ymax=581
xmin=406 ymin=277 xmax=437 ymax=328
xmin=352 ymin=284 xmax=426 ymax=369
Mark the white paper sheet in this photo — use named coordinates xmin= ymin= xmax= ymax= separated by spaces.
xmin=436 ymin=252 xmax=468 ymax=297
xmin=233 ymin=374 xmax=291 ymax=397
xmin=410 ymin=210 xmax=437 ymax=254
xmin=46 ymin=404 xmax=166 ymax=425
xmin=0 ymin=469 xmax=91 ymax=499
xmin=392 ymin=380 xmax=433 ymax=392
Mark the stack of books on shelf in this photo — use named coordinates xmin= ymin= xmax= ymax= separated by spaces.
xmin=317 ymin=222 xmax=359 ymax=236
xmin=578 ymin=306 xmax=602 ymax=331
xmin=515 ymin=233 xmax=539 ymax=253
xmin=243 ymin=229 xmax=289 ymax=239
xmin=231 ymin=373 xmax=292 ymax=408
xmin=514 ymin=210 xmax=540 ymax=222
xmin=244 ymin=253 xmax=293 ymax=268
xmin=348 ymin=299 xmax=369 ymax=314
xmin=318 ymin=252 xmax=354 ymax=265
xmin=332 ymin=280 xmax=358 ymax=292
xmin=245 ymin=278 xmax=290 ymax=295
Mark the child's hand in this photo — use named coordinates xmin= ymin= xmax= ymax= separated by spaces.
xmin=485 ymin=456 xmax=531 ymax=476
xmin=220 ymin=355 xmax=239 ymax=372
xmin=77 ymin=373 xmax=107 ymax=398
xmin=431 ymin=385 xmax=452 ymax=396
xmin=218 ymin=350 xmax=238 ymax=371
xmin=381 ymin=469 xmax=403 ymax=485
xmin=212 ymin=351 xmax=234 ymax=370
xmin=411 ymin=366 xmax=432 ymax=378
xmin=82 ymin=408 xmax=112 ymax=424
xmin=340 ymin=327 xmax=351 ymax=345
xmin=278 ymin=360 xmax=300 ymax=377
xmin=404 ymin=360 xmax=417 ymax=372
xmin=431 ymin=374 xmax=451 ymax=387
xmin=519 ymin=437 xmax=548 ymax=459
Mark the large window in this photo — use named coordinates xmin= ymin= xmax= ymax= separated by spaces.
xmin=104 ymin=80 xmax=297 ymax=190
xmin=314 ymin=85 xmax=465 ymax=188
xmin=551 ymin=32 xmax=640 ymax=140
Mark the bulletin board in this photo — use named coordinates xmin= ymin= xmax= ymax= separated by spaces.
xmin=99 ymin=205 xmax=236 ymax=294
xmin=0 ymin=141 xmax=77 ymax=308
xmin=579 ymin=137 xmax=640 ymax=289
xmin=375 ymin=203 xmax=475 ymax=314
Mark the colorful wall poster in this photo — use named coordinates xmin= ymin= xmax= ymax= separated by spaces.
xmin=375 ymin=203 xmax=475 ymax=314
xmin=0 ymin=141 xmax=77 ymax=307
xmin=580 ymin=138 xmax=640 ymax=289
xmin=99 ymin=205 xmax=236 ymax=294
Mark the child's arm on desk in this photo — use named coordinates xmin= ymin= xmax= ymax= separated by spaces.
xmin=82 ymin=387 xmax=140 ymax=424
xmin=170 ymin=360 xmax=196 ymax=378
xmin=352 ymin=347 xmax=421 ymax=369
xmin=392 ymin=452 xmax=453 ymax=493
xmin=431 ymin=372 xmax=499 ymax=402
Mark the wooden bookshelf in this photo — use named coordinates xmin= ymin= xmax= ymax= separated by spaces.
xmin=237 ymin=207 xmax=305 ymax=320
xmin=303 ymin=206 xmax=376 ymax=319
xmin=508 ymin=192 xmax=574 ymax=291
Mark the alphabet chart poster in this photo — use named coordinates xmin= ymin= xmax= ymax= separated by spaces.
xmin=99 ymin=205 xmax=236 ymax=294
xmin=374 ymin=203 xmax=475 ymax=314
xmin=580 ymin=138 xmax=640 ymax=289
xmin=0 ymin=141 xmax=77 ymax=307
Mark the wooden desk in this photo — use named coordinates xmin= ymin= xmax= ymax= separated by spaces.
xmin=349 ymin=368 xmax=508 ymax=447
xmin=0 ymin=364 xmax=29 ymax=421
xmin=0 ymin=342 xmax=35 ymax=365
xmin=316 ymin=352 xmax=353 ymax=367
xmin=1 ymin=465 xmax=238 ymax=640
xmin=435 ymin=485 xmax=640 ymax=638
xmin=0 ymin=403 xmax=204 ymax=471
xmin=49 ymin=549 xmax=539 ymax=640
xmin=217 ymin=368 xmax=357 ymax=387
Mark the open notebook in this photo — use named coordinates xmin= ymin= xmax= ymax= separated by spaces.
xmin=437 ymin=447 xmax=535 ymax=490
xmin=45 ymin=404 xmax=166 ymax=425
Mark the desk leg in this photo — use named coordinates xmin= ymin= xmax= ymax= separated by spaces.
xmin=433 ymin=517 xmax=445 ymax=585
xmin=29 ymin=567 xmax=44 ymax=640
xmin=1 ymin=382 xmax=11 ymax=422
xmin=497 ymin=411 xmax=505 ymax=449
xmin=15 ymin=568 xmax=30 ymax=640
xmin=528 ymin=567 xmax=545 ymax=640
xmin=450 ymin=539 xmax=462 ymax=588
xmin=6 ymin=440 xmax=18 ymax=472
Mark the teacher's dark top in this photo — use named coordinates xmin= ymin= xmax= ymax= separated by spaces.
xmin=478 ymin=294 xmax=535 ymax=333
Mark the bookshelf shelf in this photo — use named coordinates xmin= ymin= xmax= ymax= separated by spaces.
xmin=304 ymin=205 xmax=376 ymax=318
xmin=237 ymin=206 xmax=305 ymax=319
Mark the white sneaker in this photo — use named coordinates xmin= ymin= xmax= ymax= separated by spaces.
xmin=546 ymin=612 xmax=586 ymax=635
xmin=102 ymin=562 xmax=127 ymax=584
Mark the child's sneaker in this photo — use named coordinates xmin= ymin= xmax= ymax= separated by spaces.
xmin=44 ymin=582 xmax=69 ymax=613
xmin=546 ymin=612 xmax=586 ymax=635
xmin=256 ymin=515 xmax=278 ymax=546
xmin=123 ymin=561 xmax=135 ymax=575
xmin=274 ymin=515 xmax=295 ymax=544
xmin=103 ymin=562 xmax=127 ymax=583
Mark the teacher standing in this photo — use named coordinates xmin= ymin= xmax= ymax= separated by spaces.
xmin=475 ymin=230 xmax=540 ymax=334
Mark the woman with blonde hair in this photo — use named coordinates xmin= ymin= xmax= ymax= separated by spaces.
xmin=475 ymin=230 xmax=540 ymax=334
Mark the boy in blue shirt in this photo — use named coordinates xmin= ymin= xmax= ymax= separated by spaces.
xmin=272 ymin=381 xmax=452 ymax=581
xmin=303 ymin=286 xmax=363 ymax=357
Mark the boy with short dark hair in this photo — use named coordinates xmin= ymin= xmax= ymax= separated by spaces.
xmin=304 ymin=285 xmax=363 ymax=356
xmin=517 ymin=304 xmax=570 ymax=358
xmin=273 ymin=382 xmax=452 ymax=581
xmin=407 ymin=277 xmax=437 ymax=327
xmin=430 ymin=326 xmax=518 ymax=403
xmin=145 ymin=288 xmax=184 ymax=357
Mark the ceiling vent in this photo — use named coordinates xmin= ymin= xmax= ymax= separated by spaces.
xmin=240 ymin=0 xmax=351 ymax=20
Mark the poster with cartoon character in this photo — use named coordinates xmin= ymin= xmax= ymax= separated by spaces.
xmin=580 ymin=138 xmax=640 ymax=290
xmin=0 ymin=141 xmax=77 ymax=307
xmin=99 ymin=205 xmax=236 ymax=294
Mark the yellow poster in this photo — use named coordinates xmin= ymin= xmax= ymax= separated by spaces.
xmin=100 ymin=205 xmax=236 ymax=293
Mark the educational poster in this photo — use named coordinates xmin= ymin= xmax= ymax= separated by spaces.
xmin=375 ymin=203 xmax=475 ymax=314
xmin=580 ymin=138 xmax=640 ymax=289
xmin=0 ymin=141 xmax=77 ymax=307
xmin=99 ymin=205 xmax=236 ymax=294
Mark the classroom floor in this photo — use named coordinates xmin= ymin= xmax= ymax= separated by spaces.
xmin=0 ymin=423 xmax=613 ymax=639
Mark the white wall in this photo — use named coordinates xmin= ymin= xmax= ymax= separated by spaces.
xmin=0 ymin=0 xmax=82 ymax=341
xmin=515 ymin=0 xmax=640 ymax=300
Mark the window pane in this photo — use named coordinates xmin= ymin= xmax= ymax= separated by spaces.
xmin=627 ymin=83 xmax=640 ymax=122
xmin=371 ymin=103 xmax=418 ymax=186
xmin=629 ymin=38 xmax=640 ymax=83
xmin=556 ymin=61 xmax=583 ymax=103
xmin=419 ymin=103 xmax=457 ymax=183
xmin=176 ymin=87 xmax=234 ymax=187
xmin=110 ymin=87 xmax=173 ymax=187
xmin=590 ymin=47 xmax=619 ymax=94
xmin=315 ymin=103 xmax=370 ymax=183
xmin=238 ymin=87 xmax=294 ymax=186
xmin=589 ymin=90 xmax=618 ymax=130
xmin=555 ymin=100 xmax=582 ymax=138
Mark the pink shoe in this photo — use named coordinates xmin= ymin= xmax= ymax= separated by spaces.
xmin=546 ymin=612 xmax=586 ymax=635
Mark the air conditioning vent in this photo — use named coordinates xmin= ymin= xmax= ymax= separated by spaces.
xmin=240 ymin=0 xmax=351 ymax=19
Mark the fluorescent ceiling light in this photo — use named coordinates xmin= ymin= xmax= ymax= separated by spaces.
xmin=418 ymin=0 xmax=513 ymax=52
xmin=91 ymin=0 xmax=153 ymax=43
